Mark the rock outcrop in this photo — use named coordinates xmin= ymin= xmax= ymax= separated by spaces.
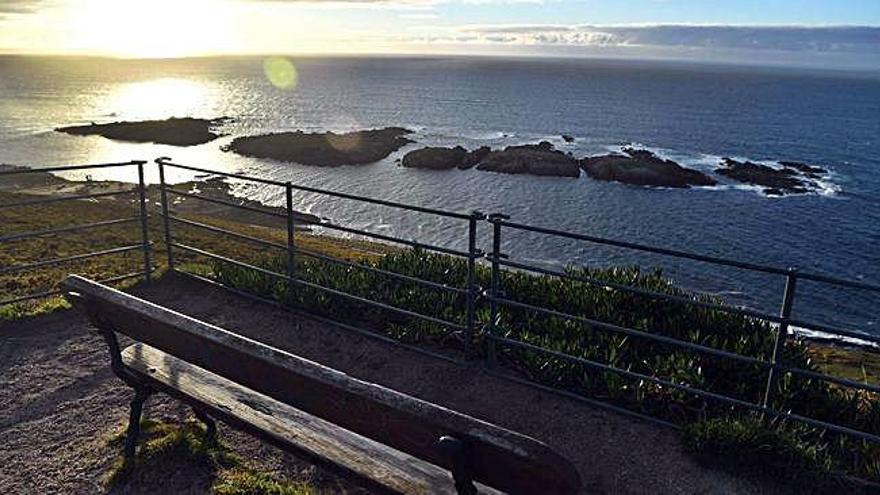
xmin=778 ymin=161 xmax=828 ymax=179
xmin=476 ymin=141 xmax=581 ymax=177
xmin=716 ymin=158 xmax=824 ymax=195
xmin=401 ymin=146 xmax=490 ymax=170
xmin=401 ymin=141 xmax=580 ymax=177
xmin=56 ymin=117 xmax=231 ymax=146
xmin=581 ymin=148 xmax=717 ymax=188
xmin=224 ymin=127 xmax=413 ymax=166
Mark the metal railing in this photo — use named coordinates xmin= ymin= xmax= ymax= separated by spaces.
xmin=484 ymin=215 xmax=880 ymax=442
xmin=2 ymin=158 xmax=878 ymax=446
xmin=155 ymin=157 xmax=485 ymax=354
xmin=0 ymin=161 xmax=153 ymax=306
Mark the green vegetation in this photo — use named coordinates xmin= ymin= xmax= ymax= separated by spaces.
xmin=106 ymin=419 xmax=313 ymax=495
xmin=0 ymin=189 xmax=388 ymax=320
xmin=214 ymin=470 xmax=315 ymax=495
xmin=683 ymin=417 xmax=835 ymax=485
xmin=210 ymin=249 xmax=880 ymax=484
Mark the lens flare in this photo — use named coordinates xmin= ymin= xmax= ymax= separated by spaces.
xmin=263 ymin=57 xmax=298 ymax=90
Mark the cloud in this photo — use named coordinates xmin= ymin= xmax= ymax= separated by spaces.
xmin=450 ymin=24 xmax=880 ymax=54
xmin=0 ymin=0 xmax=54 ymax=15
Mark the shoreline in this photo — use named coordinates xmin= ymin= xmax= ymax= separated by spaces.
xmin=0 ymin=164 xmax=320 ymax=231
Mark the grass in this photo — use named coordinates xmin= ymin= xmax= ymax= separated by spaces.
xmin=106 ymin=419 xmax=314 ymax=495
xmin=683 ymin=416 xmax=836 ymax=485
xmin=0 ymin=189 xmax=390 ymax=320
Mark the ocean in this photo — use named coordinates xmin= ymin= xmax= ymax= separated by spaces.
xmin=1 ymin=55 xmax=878 ymax=337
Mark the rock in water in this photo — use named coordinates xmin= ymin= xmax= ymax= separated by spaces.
xmin=778 ymin=161 xmax=828 ymax=179
xmin=224 ymin=127 xmax=414 ymax=166
xmin=581 ymin=148 xmax=717 ymax=188
xmin=476 ymin=141 xmax=581 ymax=177
xmin=56 ymin=117 xmax=231 ymax=146
xmin=562 ymin=134 xmax=575 ymax=143
xmin=717 ymin=158 xmax=820 ymax=195
xmin=401 ymin=146 xmax=490 ymax=170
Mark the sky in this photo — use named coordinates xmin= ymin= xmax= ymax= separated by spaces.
xmin=0 ymin=0 xmax=879 ymax=69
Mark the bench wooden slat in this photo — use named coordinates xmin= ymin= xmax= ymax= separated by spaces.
xmin=122 ymin=343 xmax=501 ymax=495
xmin=63 ymin=275 xmax=581 ymax=495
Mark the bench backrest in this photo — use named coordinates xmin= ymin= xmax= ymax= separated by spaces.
xmin=63 ymin=276 xmax=581 ymax=495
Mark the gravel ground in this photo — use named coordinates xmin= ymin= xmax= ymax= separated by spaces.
xmin=0 ymin=274 xmax=793 ymax=494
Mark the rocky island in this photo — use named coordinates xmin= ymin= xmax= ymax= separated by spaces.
xmin=402 ymin=141 xmax=581 ymax=177
xmin=224 ymin=127 xmax=413 ymax=166
xmin=476 ymin=142 xmax=582 ymax=177
xmin=716 ymin=158 xmax=827 ymax=195
xmin=581 ymin=148 xmax=717 ymax=188
xmin=56 ymin=117 xmax=231 ymax=146
xmin=400 ymin=145 xmax=490 ymax=170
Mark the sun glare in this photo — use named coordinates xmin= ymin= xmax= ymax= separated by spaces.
xmin=104 ymin=78 xmax=214 ymax=120
xmin=69 ymin=0 xmax=237 ymax=58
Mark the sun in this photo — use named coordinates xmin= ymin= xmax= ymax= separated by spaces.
xmin=68 ymin=0 xmax=237 ymax=58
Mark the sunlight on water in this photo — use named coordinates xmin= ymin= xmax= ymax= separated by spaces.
xmin=104 ymin=78 xmax=215 ymax=121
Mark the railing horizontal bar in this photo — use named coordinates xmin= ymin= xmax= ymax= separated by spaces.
xmin=0 ymin=160 xmax=145 ymax=176
xmin=0 ymin=217 xmax=140 ymax=243
xmin=173 ymin=243 xmax=289 ymax=280
xmin=494 ymin=256 xmax=784 ymax=324
xmin=158 ymin=159 xmax=472 ymax=220
xmin=162 ymin=187 xmax=288 ymax=219
xmin=788 ymin=318 xmax=880 ymax=346
xmin=0 ymin=244 xmax=147 ymax=276
xmin=785 ymin=366 xmax=880 ymax=395
xmin=0 ymin=189 xmax=138 ymax=209
xmin=490 ymin=334 xmax=764 ymax=411
xmin=172 ymin=242 xmax=467 ymax=331
xmin=492 ymin=296 xmax=771 ymax=367
xmin=174 ymin=269 xmax=465 ymax=365
xmin=317 ymin=221 xmax=472 ymax=258
xmin=168 ymin=215 xmax=288 ymax=251
xmin=797 ymin=271 xmax=880 ymax=293
xmin=778 ymin=411 xmax=880 ymax=444
xmin=0 ymin=269 xmax=153 ymax=306
xmin=288 ymin=184 xmax=472 ymax=220
xmin=495 ymin=335 xmax=880 ymax=443
xmin=484 ymin=367 xmax=680 ymax=430
xmin=496 ymin=219 xmax=790 ymax=276
xmin=290 ymin=276 xmax=467 ymax=330
xmin=170 ymin=216 xmax=465 ymax=294
xmin=295 ymin=246 xmax=468 ymax=295
xmin=157 ymin=161 xmax=289 ymax=187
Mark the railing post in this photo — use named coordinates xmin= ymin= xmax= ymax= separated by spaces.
xmin=486 ymin=213 xmax=509 ymax=367
xmin=762 ymin=268 xmax=798 ymax=411
xmin=156 ymin=158 xmax=175 ymax=271
xmin=465 ymin=211 xmax=485 ymax=356
xmin=285 ymin=182 xmax=296 ymax=307
xmin=135 ymin=161 xmax=151 ymax=283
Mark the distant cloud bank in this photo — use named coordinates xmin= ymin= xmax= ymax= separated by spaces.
xmin=450 ymin=24 xmax=880 ymax=54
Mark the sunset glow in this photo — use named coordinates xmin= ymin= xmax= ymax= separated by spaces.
xmin=0 ymin=0 xmax=877 ymax=69
xmin=67 ymin=0 xmax=238 ymax=58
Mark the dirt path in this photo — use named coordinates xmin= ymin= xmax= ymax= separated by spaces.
xmin=0 ymin=274 xmax=792 ymax=494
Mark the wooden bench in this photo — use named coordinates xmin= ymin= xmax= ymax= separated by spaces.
xmin=62 ymin=275 xmax=581 ymax=494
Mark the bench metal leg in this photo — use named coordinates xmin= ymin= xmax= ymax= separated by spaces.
xmin=191 ymin=407 xmax=217 ymax=442
xmin=124 ymin=387 xmax=152 ymax=459
xmin=438 ymin=436 xmax=477 ymax=495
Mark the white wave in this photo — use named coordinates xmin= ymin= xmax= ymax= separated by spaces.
xmin=791 ymin=324 xmax=879 ymax=349
xmin=461 ymin=130 xmax=515 ymax=141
